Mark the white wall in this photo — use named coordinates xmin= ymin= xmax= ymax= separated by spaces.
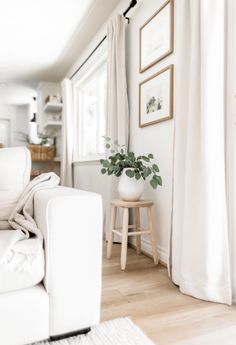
xmin=0 ymin=104 xmax=29 ymax=147
xmin=0 ymin=105 xmax=16 ymax=146
xmin=69 ymin=0 xmax=175 ymax=264
xmin=14 ymin=105 xmax=30 ymax=146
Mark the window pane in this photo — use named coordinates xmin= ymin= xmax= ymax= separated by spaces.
xmin=75 ymin=61 xmax=107 ymax=160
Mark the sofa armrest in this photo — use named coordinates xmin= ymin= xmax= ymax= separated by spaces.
xmin=34 ymin=186 xmax=103 ymax=337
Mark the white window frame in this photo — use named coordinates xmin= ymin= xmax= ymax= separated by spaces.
xmin=73 ymin=53 xmax=107 ymax=163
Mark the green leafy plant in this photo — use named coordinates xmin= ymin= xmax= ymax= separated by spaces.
xmin=17 ymin=131 xmax=30 ymax=143
xmin=100 ymin=137 xmax=162 ymax=189
xmin=38 ymin=133 xmax=53 ymax=146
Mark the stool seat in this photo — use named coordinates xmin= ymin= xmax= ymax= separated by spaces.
xmin=107 ymin=199 xmax=158 ymax=270
xmin=111 ymin=199 xmax=154 ymax=208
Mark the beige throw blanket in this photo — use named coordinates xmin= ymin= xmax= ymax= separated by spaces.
xmin=0 ymin=172 xmax=60 ymax=264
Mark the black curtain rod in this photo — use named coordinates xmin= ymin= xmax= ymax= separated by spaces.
xmin=69 ymin=0 xmax=137 ymax=80
xmin=70 ymin=35 xmax=107 ymax=80
xmin=123 ymin=0 xmax=137 ymax=18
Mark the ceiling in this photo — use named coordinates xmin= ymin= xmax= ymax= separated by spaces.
xmin=0 ymin=0 xmax=121 ymax=86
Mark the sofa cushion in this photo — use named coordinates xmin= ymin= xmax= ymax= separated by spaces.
xmin=0 ymin=147 xmax=31 ymax=221
xmin=0 ymin=231 xmax=44 ymax=293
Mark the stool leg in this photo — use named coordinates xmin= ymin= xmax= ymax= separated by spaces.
xmin=107 ymin=205 xmax=117 ymax=259
xmin=147 ymin=206 xmax=158 ymax=265
xmin=135 ymin=208 xmax=141 ymax=255
xmin=121 ymin=208 xmax=129 ymax=270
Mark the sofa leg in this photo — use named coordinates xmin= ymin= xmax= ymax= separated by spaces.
xmin=50 ymin=327 xmax=91 ymax=341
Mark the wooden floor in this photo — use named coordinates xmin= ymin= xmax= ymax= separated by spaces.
xmin=101 ymin=243 xmax=236 ymax=345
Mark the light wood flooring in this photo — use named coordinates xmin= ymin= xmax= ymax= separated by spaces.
xmin=101 ymin=243 xmax=236 ymax=345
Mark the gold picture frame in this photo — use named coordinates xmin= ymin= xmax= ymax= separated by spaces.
xmin=139 ymin=0 xmax=174 ymax=73
xmin=139 ymin=65 xmax=174 ymax=128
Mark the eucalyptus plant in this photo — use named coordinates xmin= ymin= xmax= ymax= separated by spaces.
xmin=100 ymin=137 xmax=162 ymax=189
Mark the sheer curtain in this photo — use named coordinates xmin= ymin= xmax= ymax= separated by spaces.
xmin=104 ymin=14 xmax=129 ymax=237
xmin=60 ymin=79 xmax=74 ymax=187
xmin=170 ymin=0 xmax=232 ymax=304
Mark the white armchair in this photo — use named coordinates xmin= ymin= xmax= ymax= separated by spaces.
xmin=0 ymin=147 xmax=103 ymax=345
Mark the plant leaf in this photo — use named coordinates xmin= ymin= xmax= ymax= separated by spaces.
xmin=135 ymin=172 xmax=141 ymax=180
xmin=101 ymin=168 xmax=106 ymax=174
xmin=153 ymin=175 xmax=162 ymax=186
xmin=152 ymin=164 xmax=160 ymax=172
xmin=116 ymin=171 xmax=122 ymax=177
xmin=148 ymin=153 xmax=154 ymax=159
xmin=142 ymin=156 xmax=150 ymax=162
xmin=150 ymin=178 xmax=158 ymax=189
xmin=102 ymin=136 xmax=111 ymax=141
xmin=157 ymin=176 xmax=162 ymax=186
xmin=143 ymin=167 xmax=151 ymax=178
xmin=126 ymin=169 xmax=135 ymax=178
xmin=106 ymin=143 xmax=111 ymax=149
xmin=102 ymin=160 xmax=110 ymax=167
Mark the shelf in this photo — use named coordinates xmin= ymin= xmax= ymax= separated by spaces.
xmin=43 ymin=121 xmax=62 ymax=131
xmin=43 ymin=102 xmax=63 ymax=113
xmin=31 ymin=156 xmax=60 ymax=162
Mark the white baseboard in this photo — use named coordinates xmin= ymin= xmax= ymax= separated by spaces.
xmin=128 ymin=237 xmax=168 ymax=265
xmin=141 ymin=238 xmax=168 ymax=265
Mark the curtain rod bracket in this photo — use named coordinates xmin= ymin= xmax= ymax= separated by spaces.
xmin=124 ymin=16 xmax=130 ymax=23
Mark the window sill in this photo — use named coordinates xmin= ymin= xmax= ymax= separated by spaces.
xmin=73 ymin=159 xmax=102 ymax=166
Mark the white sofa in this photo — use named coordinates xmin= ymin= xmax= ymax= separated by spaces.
xmin=0 ymin=147 xmax=103 ymax=345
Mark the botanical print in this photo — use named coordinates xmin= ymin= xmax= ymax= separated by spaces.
xmin=139 ymin=65 xmax=173 ymax=127
xmin=146 ymin=86 xmax=163 ymax=114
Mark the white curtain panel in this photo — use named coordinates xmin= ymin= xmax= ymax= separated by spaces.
xmin=107 ymin=14 xmax=129 ymax=146
xmin=104 ymin=14 xmax=129 ymax=238
xmin=226 ymin=0 xmax=236 ymax=303
xmin=60 ymin=79 xmax=74 ymax=187
xmin=170 ymin=0 xmax=232 ymax=304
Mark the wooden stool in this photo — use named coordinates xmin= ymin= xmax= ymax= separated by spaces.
xmin=107 ymin=199 xmax=158 ymax=270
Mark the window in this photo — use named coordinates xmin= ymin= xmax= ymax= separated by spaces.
xmin=74 ymin=60 xmax=107 ymax=161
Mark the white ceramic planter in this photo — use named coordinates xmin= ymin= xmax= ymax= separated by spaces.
xmin=118 ymin=168 xmax=144 ymax=201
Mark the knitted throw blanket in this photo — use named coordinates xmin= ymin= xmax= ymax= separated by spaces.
xmin=0 ymin=172 xmax=60 ymax=264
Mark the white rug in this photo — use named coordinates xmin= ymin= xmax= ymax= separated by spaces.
xmin=33 ymin=318 xmax=154 ymax=345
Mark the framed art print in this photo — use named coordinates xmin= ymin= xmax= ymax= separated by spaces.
xmin=139 ymin=65 xmax=173 ymax=127
xmin=139 ymin=0 xmax=174 ymax=73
